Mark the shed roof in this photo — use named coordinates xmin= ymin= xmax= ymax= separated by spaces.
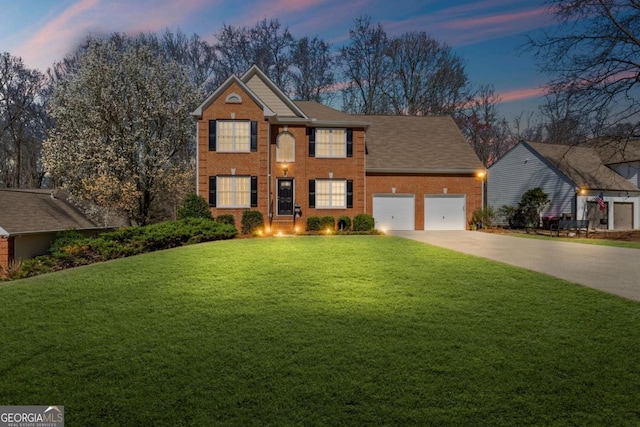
xmin=0 ymin=189 xmax=101 ymax=236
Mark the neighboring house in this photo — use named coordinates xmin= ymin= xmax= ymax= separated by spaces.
xmin=488 ymin=141 xmax=640 ymax=229
xmin=191 ymin=65 xmax=484 ymax=233
xmin=0 ymin=189 xmax=110 ymax=271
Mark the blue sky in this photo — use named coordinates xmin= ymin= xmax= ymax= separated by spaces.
xmin=0 ymin=0 xmax=556 ymax=118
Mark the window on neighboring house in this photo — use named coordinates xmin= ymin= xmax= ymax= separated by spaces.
xmin=276 ymin=132 xmax=295 ymax=162
xmin=310 ymin=179 xmax=353 ymax=209
xmin=209 ymin=175 xmax=258 ymax=208
xmin=209 ymin=120 xmax=258 ymax=152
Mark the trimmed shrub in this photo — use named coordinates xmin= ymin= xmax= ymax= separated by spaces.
xmin=319 ymin=216 xmax=335 ymax=231
xmin=338 ymin=215 xmax=352 ymax=231
xmin=177 ymin=193 xmax=212 ymax=220
xmin=306 ymin=216 xmax=321 ymax=231
xmin=14 ymin=218 xmax=237 ymax=279
xmin=353 ymin=214 xmax=375 ymax=231
xmin=216 ymin=214 xmax=235 ymax=226
xmin=49 ymin=229 xmax=86 ymax=254
xmin=241 ymin=210 xmax=264 ymax=234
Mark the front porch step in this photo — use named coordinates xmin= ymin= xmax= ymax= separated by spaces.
xmin=268 ymin=219 xmax=303 ymax=235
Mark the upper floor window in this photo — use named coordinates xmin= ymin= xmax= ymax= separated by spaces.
xmin=316 ymin=129 xmax=346 ymax=158
xmin=308 ymin=128 xmax=353 ymax=158
xmin=276 ymin=132 xmax=295 ymax=162
xmin=208 ymin=120 xmax=258 ymax=152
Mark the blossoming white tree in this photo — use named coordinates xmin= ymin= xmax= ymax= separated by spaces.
xmin=43 ymin=35 xmax=200 ymax=225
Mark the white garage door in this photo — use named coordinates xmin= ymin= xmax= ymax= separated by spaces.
xmin=373 ymin=195 xmax=415 ymax=231
xmin=424 ymin=195 xmax=466 ymax=230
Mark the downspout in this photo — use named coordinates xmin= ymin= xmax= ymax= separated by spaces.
xmin=266 ymin=118 xmax=272 ymax=229
xmin=195 ymin=119 xmax=200 ymax=196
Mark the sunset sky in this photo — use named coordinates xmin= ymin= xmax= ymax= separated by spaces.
xmin=1 ymin=0 xmax=557 ymax=117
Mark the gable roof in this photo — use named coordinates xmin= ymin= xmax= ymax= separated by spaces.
xmin=524 ymin=141 xmax=639 ymax=191
xmin=0 ymin=189 xmax=101 ymax=237
xmin=360 ymin=115 xmax=484 ymax=173
xmin=191 ymin=73 xmax=272 ymax=119
xmin=241 ymin=66 xmax=307 ymax=118
xmin=192 ymin=65 xmax=309 ymax=120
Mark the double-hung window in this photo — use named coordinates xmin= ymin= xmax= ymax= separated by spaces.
xmin=209 ymin=176 xmax=258 ymax=208
xmin=209 ymin=120 xmax=257 ymax=152
xmin=217 ymin=121 xmax=250 ymax=152
xmin=310 ymin=179 xmax=353 ymax=209
xmin=308 ymin=128 xmax=353 ymax=158
xmin=315 ymin=129 xmax=346 ymax=158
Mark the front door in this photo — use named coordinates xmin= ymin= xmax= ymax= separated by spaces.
xmin=277 ymin=179 xmax=294 ymax=215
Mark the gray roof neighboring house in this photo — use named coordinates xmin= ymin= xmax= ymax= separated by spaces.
xmin=589 ymin=138 xmax=640 ymax=165
xmin=525 ymin=141 xmax=639 ymax=191
xmin=0 ymin=189 xmax=101 ymax=237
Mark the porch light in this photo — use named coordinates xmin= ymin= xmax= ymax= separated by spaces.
xmin=282 ymin=162 xmax=289 ymax=177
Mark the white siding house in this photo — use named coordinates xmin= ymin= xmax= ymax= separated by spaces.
xmin=488 ymin=141 xmax=640 ymax=230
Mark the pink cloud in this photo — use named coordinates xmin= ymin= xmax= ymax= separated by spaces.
xmin=14 ymin=0 xmax=213 ymax=71
xmin=16 ymin=0 xmax=101 ymax=69
xmin=448 ymin=7 xmax=548 ymax=29
xmin=500 ymin=86 xmax=548 ymax=103
xmin=384 ymin=4 xmax=552 ymax=46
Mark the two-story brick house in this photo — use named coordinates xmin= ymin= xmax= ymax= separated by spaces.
xmin=192 ymin=65 xmax=484 ymax=232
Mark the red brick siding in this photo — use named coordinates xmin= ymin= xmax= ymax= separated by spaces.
xmin=0 ymin=237 xmax=14 ymax=272
xmin=197 ymin=83 xmax=269 ymax=228
xmin=196 ymin=82 xmax=367 ymax=232
xmin=196 ymin=82 xmax=480 ymax=233
xmin=366 ymin=174 xmax=482 ymax=230
xmin=269 ymin=125 xmax=366 ymax=232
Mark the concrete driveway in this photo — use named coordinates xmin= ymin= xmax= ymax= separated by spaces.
xmin=388 ymin=230 xmax=640 ymax=302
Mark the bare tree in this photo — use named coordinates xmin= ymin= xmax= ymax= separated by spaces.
xmin=457 ymin=85 xmax=512 ymax=166
xmin=386 ymin=31 xmax=470 ymax=115
xmin=511 ymin=111 xmax=546 ymax=142
xmin=539 ymin=89 xmax=593 ymax=144
xmin=0 ymin=52 xmax=47 ymax=188
xmin=290 ymin=36 xmax=336 ymax=103
xmin=213 ymin=19 xmax=293 ymax=90
xmin=157 ymin=29 xmax=217 ymax=92
xmin=340 ymin=16 xmax=392 ymax=114
xmin=525 ymin=0 xmax=640 ymax=138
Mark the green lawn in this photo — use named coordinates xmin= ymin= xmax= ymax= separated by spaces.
xmin=1 ymin=236 xmax=639 ymax=426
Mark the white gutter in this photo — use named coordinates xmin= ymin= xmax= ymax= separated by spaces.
xmin=0 ymin=226 xmax=116 ymax=238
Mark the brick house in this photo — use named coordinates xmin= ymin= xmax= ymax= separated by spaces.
xmin=192 ymin=66 xmax=484 ymax=233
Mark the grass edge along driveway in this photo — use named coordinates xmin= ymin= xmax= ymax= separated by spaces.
xmin=1 ymin=236 xmax=639 ymax=426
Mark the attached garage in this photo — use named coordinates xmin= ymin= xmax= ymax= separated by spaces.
xmin=373 ymin=194 xmax=415 ymax=230
xmin=424 ymin=195 xmax=466 ymax=230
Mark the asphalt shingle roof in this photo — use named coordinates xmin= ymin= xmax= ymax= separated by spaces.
xmin=357 ymin=115 xmax=484 ymax=172
xmin=526 ymin=141 xmax=639 ymax=191
xmin=0 ymin=189 xmax=99 ymax=236
xmin=294 ymin=101 xmax=483 ymax=172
